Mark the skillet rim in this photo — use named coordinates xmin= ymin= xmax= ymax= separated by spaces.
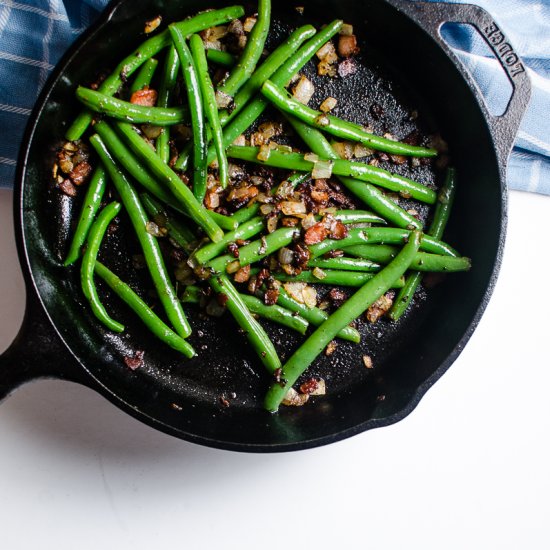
xmin=13 ymin=0 xmax=510 ymax=452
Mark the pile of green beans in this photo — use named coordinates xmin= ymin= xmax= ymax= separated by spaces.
xmin=59 ymin=1 xmax=471 ymax=413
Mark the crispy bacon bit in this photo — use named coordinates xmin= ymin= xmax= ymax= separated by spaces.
xmin=325 ymin=340 xmax=338 ymax=356
xmin=329 ymin=288 xmax=346 ymax=307
xmin=124 ymin=350 xmax=144 ymax=370
xmin=304 ymin=222 xmax=329 ymax=245
xmin=366 ymin=292 xmax=395 ymax=323
xmin=281 ymin=217 xmax=300 ymax=227
xmin=264 ymin=288 xmax=279 ymax=306
xmin=300 ymin=378 xmax=319 ymax=394
xmin=255 ymin=268 xmax=271 ymax=289
xmin=324 ymin=249 xmax=344 ymax=259
xmin=362 ymin=355 xmax=374 ymax=369
xmin=293 ymin=242 xmax=311 ymax=268
xmin=274 ymin=367 xmax=283 ymax=383
xmin=58 ymin=178 xmax=77 ymax=197
xmin=338 ymin=34 xmax=359 ymax=58
xmin=338 ymin=59 xmax=357 ymax=77
xmin=328 ymin=219 xmax=348 ymax=240
xmin=219 ymin=395 xmax=230 ymax=407
xmin=69 ymin=161 xmax=92 ymax=186
xmin=390 ymin=154 xmax=407 ymax=165
xmin=216 ymin=293 xmax=229 ymax=308
xmin=235 ymin=239 xmax=249 ymax=247
xmin=228 ymin=184 xmax=258 ymax=204
xmin=227 ymin=242 xmax=240 ymax=258
xmin=234 ymin=265 xmax=251 ymax=283
xmin=130 ymin=88 xmax=158 ymax=106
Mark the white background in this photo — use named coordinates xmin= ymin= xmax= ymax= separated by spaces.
xmin=0 ymin=188 xmax=549 ymax=549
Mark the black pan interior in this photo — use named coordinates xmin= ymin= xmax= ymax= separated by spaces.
xmin=20 ymin=0 xmax=503 ymax=450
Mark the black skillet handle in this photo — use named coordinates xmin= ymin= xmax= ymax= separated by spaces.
xmin=391 ymin=0 xmax=531 ymax=174
xmin=0 ymin=288 xmax=89 ymax=402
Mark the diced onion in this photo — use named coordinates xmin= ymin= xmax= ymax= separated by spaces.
xmin=243 ymin=16 xmax=257 ymax=32
xmin=312 ymin=160 xmax=334 ymax=179
xmin=320 ymin=97 xmax=337 ymax=113
xmin=282 ymin=388 xmax=309 ymax=407
xmin=215 ymin=91 xmax=233 ymax=109
xmin=353 ymin=143 xmax=374 ymax=158
xmin=312 ymin=267 xmax=326 ymax=280
xmin=292 ymin=76 xmax=315 ymax=105
xmin=145 ymin=221 xmax=162 ymax=237
xmin=280 ymin=201 xmax=307 ymax=215
xmin=315 ymin=114 xmax=330 ymax=127
xmin=278 ymin=247 xmax=295 ymax=265
xmin=301 ymin=212 xmax=317 ymax=230
xmin=226 ymin=260 xmax=241 ymax=274
xmin=339 ymin=23 xmax=354 ymax=36
xmin=257 ymin=144 xmax=271 ymax=161
xmin=304 ymin=152 xmax=319 ymax=162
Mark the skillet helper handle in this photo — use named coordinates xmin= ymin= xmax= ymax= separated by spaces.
xmin=0 ymin=290 xmax=88 ymax=402
xmin=392 ymin=0 xmax=531 ymax=172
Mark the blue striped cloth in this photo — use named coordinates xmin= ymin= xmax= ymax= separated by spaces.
xmin=0 ymin=0 xmax=548 ymax=194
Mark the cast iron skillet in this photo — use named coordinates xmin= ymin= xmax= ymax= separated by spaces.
xmin=1 ymin=0 xmax=530 ymax=451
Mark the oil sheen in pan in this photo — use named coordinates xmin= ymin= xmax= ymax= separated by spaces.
xmin=52 ymin=13 xmax=447 ymax=411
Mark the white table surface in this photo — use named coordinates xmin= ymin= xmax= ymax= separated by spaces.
xmin=0 ymin=187 xmax=548 ymax=549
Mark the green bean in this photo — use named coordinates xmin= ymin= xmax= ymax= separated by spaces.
xmin=208 ymin=227 xmax=300 ymax=273
xmin=95 ymin=121 xmax=176 ymax=205
xmin=271 ymin=270 xmax=405 ymax=288
xmin=286 ymin=115 xmax=422 ymax=229
xmin=81 ymin=202 xmax=124 ymax=333
xmin=210 ymin=274 xmax=281 ymax=373
xmin=389 ymin=167 xmax=458 ymax=320
xmin=308 ymin=227 xmax=458 ymax=258
xmin=308 ymin=257 xmax=381 ymax=272
xmin=217 ymin=0 xmax=271 ymax=98
xmin=75 ymin=86 xmax=188 ymax=125
xmin=114 ymin=121 xmax=224 ymax=242
xmin=64 ymin=166 xmax=107 ymax=266
xmin=345 ymin=244 xmax=471 ymax=272
xmin=129 ymin=58 xmax=159 ymax=94
xmin=265 ymin=231 xmax=422 ymax=412
xmin=225 ymin=145 xmax=437 ymax=204
xmin=190 ymin=34 xmax=229 ymax=189
xmin=275 ymin=286 xmax=360 ymax=343
xmin=261 ymin=80 xmax=437 ymax=158
xmin=140 ymin=193 xmax=196 ymax=250
xmin=332 ymin=210 xmax=386 ymax=225
xmin=169 ymin=26 xmax=207 ymax=203
xmin=206 ymin=49 xmax=236 ymax=67
xmin=239 ymin=294 xmax=308 ymax=335
xmin=66 ymin=5 xmax=245 ymax=140
xmin=191 ymin=216 xmax=264 ymax=266
xmin=95 ymin=262 xmax=196 ymax=358
xmin=181 ymin=285 xmax=202 ymax=304
xmin=90 ymin=134 xmax=192 ymax=338
xmin=208 ymin=211 xmax=239 ymax=231
xmin=156 ymin=46 xmax=180 ymax=164
xmin=219 ymin=24 xmax=316 ymax=126
xmin=174 ymin=19 xmax=343 ymax=170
